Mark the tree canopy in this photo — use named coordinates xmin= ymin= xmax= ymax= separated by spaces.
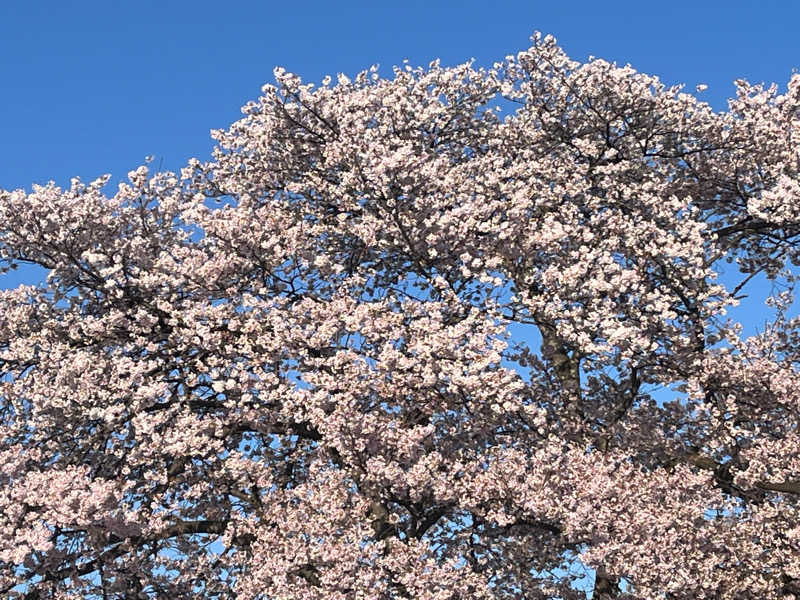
xmin=0 ymin=33 xmax=799 ymax=599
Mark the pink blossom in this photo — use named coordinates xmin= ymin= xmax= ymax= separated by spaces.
xmin=0 ymin=31 xmax=798 ymax=599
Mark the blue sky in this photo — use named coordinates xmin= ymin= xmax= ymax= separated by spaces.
xmin=2 ymin=0 xmax=797 ymax=192
xmin=1 ymin=0 xmax=797 ymax=324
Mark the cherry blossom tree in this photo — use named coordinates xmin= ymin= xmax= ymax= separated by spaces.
xmin=0 ymin=33 xmax=798 ymax=599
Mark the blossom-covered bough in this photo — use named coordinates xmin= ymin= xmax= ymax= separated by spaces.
xmin=0 ymin=33 xmax=798 ymax=599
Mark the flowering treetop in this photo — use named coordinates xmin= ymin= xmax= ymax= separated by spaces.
xmin=0 ymin=33 xmax=798 ymax=599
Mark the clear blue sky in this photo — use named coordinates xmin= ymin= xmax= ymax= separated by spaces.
xmin=1 ymin=0 xmax=797 ymax=325
xmin=2 ymin=0 xmax=797 ymax=192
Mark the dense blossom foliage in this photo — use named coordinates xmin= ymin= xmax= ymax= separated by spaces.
xmin=0 ymin=34 xmax=799 ymax=599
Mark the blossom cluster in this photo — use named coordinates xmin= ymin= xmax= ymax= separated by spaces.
xmin=0 ymin=32 xmax=798 ymax=599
